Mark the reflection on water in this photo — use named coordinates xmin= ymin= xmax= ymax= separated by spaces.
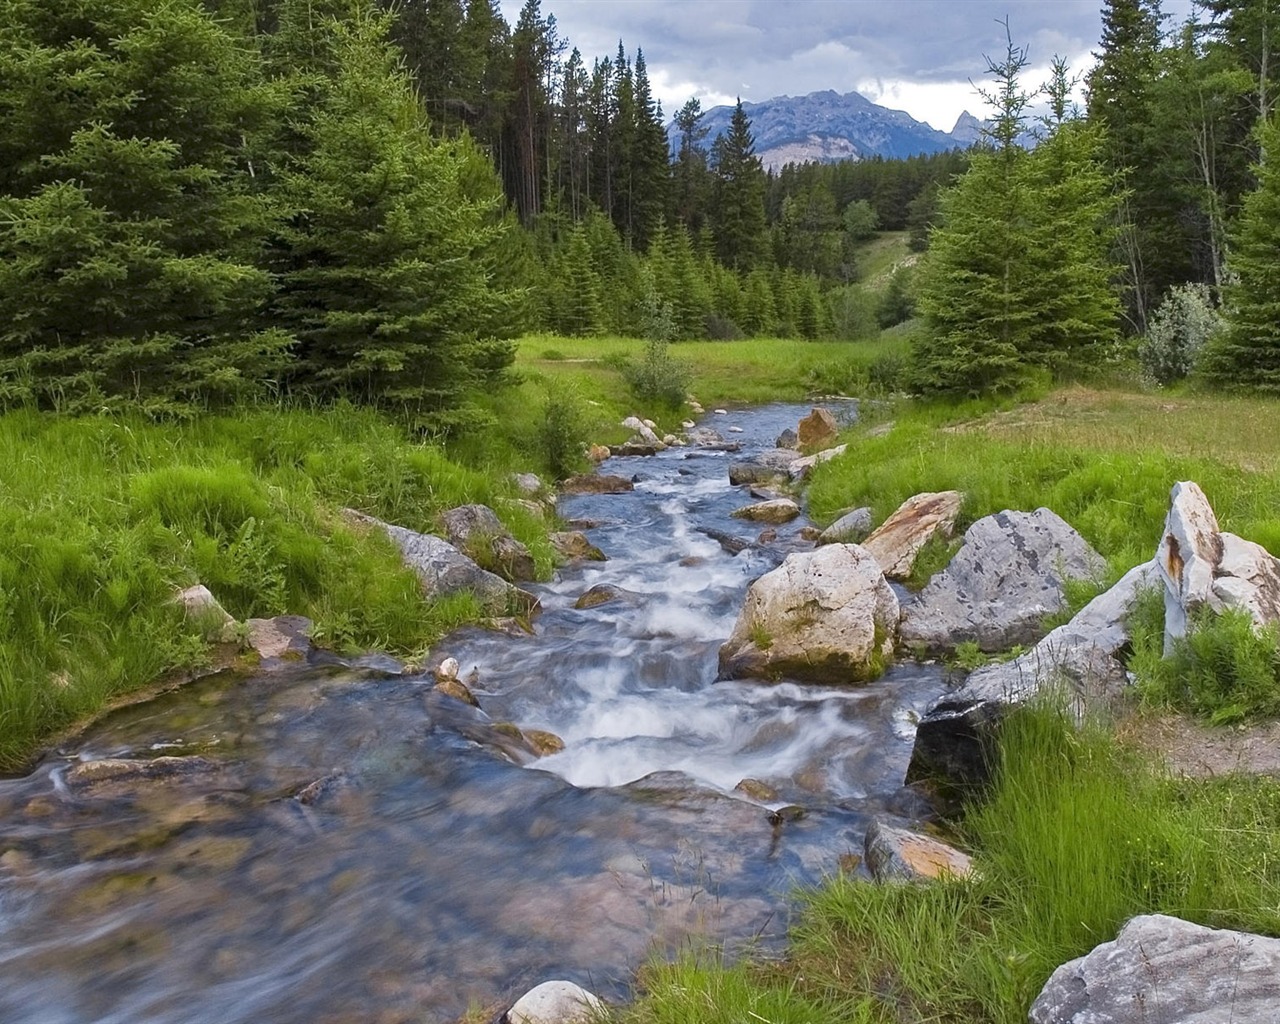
xmin=0 ymin=402 xmax=945 ymax=1023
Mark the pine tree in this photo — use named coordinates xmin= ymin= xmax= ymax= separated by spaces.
xmin=1203 ymin=114 xmax=1280 ymax=390
xmin=630 ymin=49 xmax=672 ymax=250
xmin=0 ymin=0 xmax=288 ymax=412
xmin=555 ymin=224 xmax=605 ymax=336
xmin=673 ymin=98 xmax=712 ymax=234
xmin=268 ymin=9 xmax=517 ymax=419
xmin=710 ymin=99 xmax=768 ymax=271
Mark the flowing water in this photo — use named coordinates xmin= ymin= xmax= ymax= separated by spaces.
xmin=0 ymin=403 xmax=947 ymax=1024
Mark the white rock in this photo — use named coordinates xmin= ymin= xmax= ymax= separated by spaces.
xmin=788 ymin=443 xmax=848 ymax=481
xmin=507 ymin=980 xmax=605 ymax=1024
xmin=728 ymin=425 xmax=744 ymax=433
xmin=718 ymin=544 xmax=898 ymax=684
xmin=1031 ymin=914 xmax=1280 ymax=1024
xmin=436 ymin=657 xmax=459 ymax=681
xmin=714 ymin=408 xmax=728 ymax=415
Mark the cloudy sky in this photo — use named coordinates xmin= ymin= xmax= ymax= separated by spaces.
xmin=499 ymin=0 xmax=1196 ymax=132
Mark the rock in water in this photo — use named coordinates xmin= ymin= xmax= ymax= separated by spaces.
xmin=862 ymin=490 xmax=963 ymax=579
xmin=1030 ymin=914 xmax=1280 ymax=1024
xmin=550 ymin=531 xmax=606 ymax=562
xmin=775 ymin=427 xmax=799 ymax=449
xmin=864 ymin=821 xmax=974 ymax=882
xmin=505 ymin=981 xmax=605 ymax=1024
xmin=900 ymin=508 xmax=1105 ymax=653
xmin=797 ymin=407 xmax=839 ymax=448
xmin=718 ymin=544 xmax=898 ymax=684
xmin=561 ymin=473 xmax=635 ymax=495
xmin=730 ymin=498 xmax=801 ymax=524
xmin=728 ymin=449 xmax=801 ymax=486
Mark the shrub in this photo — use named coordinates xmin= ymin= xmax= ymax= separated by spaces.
xmin=1137 ymin=283 xmax=1223 ymax=385
xmin=866 ymin=350 xmax=910 ymax=394
xmin=705 ymin=314 xmax=745 ymax=341
xmin=623 ymin=339 xmax=692 ymax=409
xmin=826 ymin=285 xmax=879 ymax=341
xmin=1134 ymin=603 xmax=1280 ymax=724
xmin=535 ymin=379 xmax=590 ymax=479
xmin=876 ymin=268 xmax=917 ymax=329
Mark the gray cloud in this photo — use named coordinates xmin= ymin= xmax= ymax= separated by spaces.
xmin=501 ymin=0 xmax=1196 ymax=129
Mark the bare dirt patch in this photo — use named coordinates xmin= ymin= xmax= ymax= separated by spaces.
xmin=1116 ymin=709 xmax=1280 ymax=779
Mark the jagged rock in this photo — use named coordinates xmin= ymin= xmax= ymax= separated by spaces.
xmin=718 ymin=543 xmax=898 ymax=684
xmin=621 ymin=416 xmax=663 ymax=447
xmin=561 ymin=473 xmax=634 ymax=495
xmin=246 ymin=615 xmax=313 ymax=661
xmin=170 ymin=584 xmax=237 ymax=642
xmin=698 ymin=527 xmax=752 ymax=555
xmin=434 ymin=677 xmax=480 ymax=707
xmin=818 ymin=507 xmax=873 ymax=545
xmin=1030 ymin=914 xmax=1280 ymax=1024
xmin=1159 ymin=481 xmax=1280 ymax=653
xmin=505 ymin=981 xmax=605 ymax=1024
xmin=550 ymin=531 xmax=606 ymax=562
xmin=440 ymin=504 xmax=536 ymax=583
xmin=864 ymin=820 xmax=973 ymax=882
xmin=587 ymin=444 xmax=610 ymax=463
xmin=523 ymin=729 xmax=565 ymax=756
xmin=776 ymin=427 xmax=799 ymax=449
xmin=573 ymin=583 xmax=640 ymax=610
xmin=908 ymin=561 xmax=1158 ymax=789
xmin=345 ymin=510 xmax=537 ymax=618
xmin=730 ymin=498 xmax=801 ymax=524
xmin=900 ymin=508 xmax=1106 ymax=654
xmin=797 ymin=407 xmax=839 ymax=448
xmin=728 ymin=449 xmax=801 ymax=485
xmin=863 ymin=491 xmax=964 ymax=579
xmin=787 ymin=443 xmax=848 ymax=481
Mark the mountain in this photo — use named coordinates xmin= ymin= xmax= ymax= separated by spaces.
xmin=676 ymin=90 xmax=980 ymax=171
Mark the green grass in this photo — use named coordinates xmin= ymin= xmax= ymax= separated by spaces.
xmin=621 ymin=704 xmax=1280 ymax=1024
xmin=0 ymin=404 xmax=555 ymax=772
xmin=806 ymin=387 xmax=1280 ymax=575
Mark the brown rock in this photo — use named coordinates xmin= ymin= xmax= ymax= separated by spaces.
xmin=862 ymin=490 xmax=964 ymax=579
xmin=561 ymin=474 xmax=635 ymax=495
xmin=433 ymin=678 xmax=480 ymax=708
xmin=550 ymin=531 xmax=606 ymax=561
xmin=797 ymin=407 xmax=839 ymax=448
xmin=730 ymin=498 xmax=801 ymax=524
xmin=523 ymin=729 xmax=565 ymax=756
xmin=734 ymin=778 xmax=779 ymax=802
xmin=865 ymin=820 xmax=973 ymax=882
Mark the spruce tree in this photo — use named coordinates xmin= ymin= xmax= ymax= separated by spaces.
xmin=1203 ymin=115 xmax=1280 ymax=390
xmin=710 ymin=100 xmax=768 ymax=271
xmin=268 ymin=9 xmax=517 ymax=419
xmin=0 ymin=0 xmax=288 ymax=412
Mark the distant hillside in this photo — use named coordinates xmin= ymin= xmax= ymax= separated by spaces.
xmin=677 ymin=90 xmax=980 ymax=171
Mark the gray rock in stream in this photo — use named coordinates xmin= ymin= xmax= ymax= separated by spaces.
xmin=728 ymin=449 xmax=801 ymax=486
xmin=440 ymin=504 xmax=536 ymax=582
xmin=899 ymin=508 xmax=1105 ymax=654
xmin=1030 ymin=914 xmax=1280 ymax=1024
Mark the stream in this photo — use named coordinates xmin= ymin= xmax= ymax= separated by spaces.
xmin=0 ymin=402 xmax=948 ymax=1024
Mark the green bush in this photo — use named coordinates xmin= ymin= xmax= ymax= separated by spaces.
xmin=1135 ymin=604 xmax=1280 ymax=724
xmin=535 ymin=378 xmax=590 ymax=480
xmin=623 ymin=339 xmax=692 ymax=409
xmin=1138 ymin=283 xmax=1223 ymax=386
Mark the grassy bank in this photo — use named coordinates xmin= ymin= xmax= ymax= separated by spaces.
xmin=0 ymin=404 xmax=556 ymax=773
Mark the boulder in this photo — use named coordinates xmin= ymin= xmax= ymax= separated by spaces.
xmin=434 ymin=677 xmax=480 ymax=707
xmin=775 ymin=427 xmax=799 ymax=449
xmin=550 ymin=531 xmax=606 ymax=562
xmin=523 ymin=729 xmax=565 ymax=756
xmin=561 ymin=473 xmax=635 ymax=495
xmin=728 ymin=449 xmax=801 ymax=486
xmin=900 ymin=508 xmax=1106 ymax=653
xmin=1030 ymin=914 xmax=1280 ymax=1024
xmin=730 ymin=498 xmax=801 ymax=525
xmin=787 ymin=443 xmax=848 ymax=482
xmin=573 ymin=583 xmax=640 ymax=610
xmin=797 ymin=407 xmax=839 ymax=448
xmin=505 ymin=981 xmax=605 ymax=1024
xmin=862 ymin=491 xmax=964 ymax=579
xmin=170 ymin=584 xmax=238 ymax=642
xmin=511 ymin=472 xmax=544 ymax=497
xmin=908 ymin=560 xmax=1158 ymax=790
xmin=441 ymin=504 xmax=536 ymax=582
xmin=611 ymin=441 xmax=661 ymax=457
xmin=718 ymin=544 xmax=898 ymax=684
xmin=586 ymin=444 xmax=610 ymax=464
xmin=1159 ymin=481 xmax=1280 ymax=653
xmin=864 ymin=820 xmax=974 ymax=882
xmin=346 ymin=511 xmax=538 ymax=618
xmin=621 ymin=415 xmax=663 ymax=447
xmin=818 ymin=507 xmax=874 ymax=545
